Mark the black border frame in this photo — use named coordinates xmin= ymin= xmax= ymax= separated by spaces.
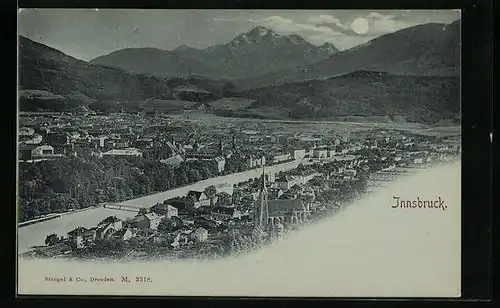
xmin=8 ymin=0 xmax=493 ymax=304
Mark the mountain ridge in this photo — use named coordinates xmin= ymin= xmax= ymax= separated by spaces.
xmin=90 ymin=26 xmax=340 ymax=79
xmin=232 ymin=20 xmax=461 ymax=90
xmin=228 ymin=70 xmax=460 ymax=124
xmin=18 ymin=35 xmax=236 ymax=112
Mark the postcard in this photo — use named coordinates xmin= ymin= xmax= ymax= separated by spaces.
xmin=16 ymin=9 xmax=461 ymax=297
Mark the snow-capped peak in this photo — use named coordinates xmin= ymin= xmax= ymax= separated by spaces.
xmin=229 ymin=26 xmax=281 ymax=46
xmin=319 ymin=42 xmax=339 ymax=54
xmin=250 ymin=26 xmax=270 ymax=36
xmin=287 ymin=34 xmax=307 ymax=45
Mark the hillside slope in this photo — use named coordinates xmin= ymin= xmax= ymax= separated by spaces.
xmin=235 ymin=71 xmax=460 ymax=124
xmin=18 ymin=36 xmax=236 ymax=111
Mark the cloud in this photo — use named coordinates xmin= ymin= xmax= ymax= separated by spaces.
xmin=363 ymin=12 xmax=412 ymax=34
xmin=366 ymin=12 xmax=395 ymax=20
xmin=306 ymin=14 xmax=351 ymax=30
xmin=256 ymin=15 xmax=343 ymax=36
xmin=210 ymin=16 xmax=253 ymax=23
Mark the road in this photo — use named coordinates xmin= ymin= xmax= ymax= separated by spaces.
xmin=17 ymin=159 xmax=302 ymax=254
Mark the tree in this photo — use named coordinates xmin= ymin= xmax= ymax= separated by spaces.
xmin=217 ymin=192 xmax=232 ymax=205
xmin=204 ymin=185 xmax=217 ymax=198
xmin=251 ymin=227 xmax=266 ymax=246
xmin=94 ymin=238 xmax=129 ymax=257
xmin=157 ymin=217 xmax=176 ymax=233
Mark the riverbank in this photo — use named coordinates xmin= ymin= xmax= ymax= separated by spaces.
xmin=17 ymin=159 xmax=302 ymax=254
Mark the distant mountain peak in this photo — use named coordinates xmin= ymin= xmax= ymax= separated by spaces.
xmin=173 ymin=45 xmax=197 ymax=52
xmin=287 ymin=34 xmax=308 ymax=45
xmin=229 ymin=26 xmax=283 ymax=47
xmin=248 ymin=26 xmax=275 ymax=36
xmin=87 ymin=24 xmax=349 ymax=80
xmin=318 ymin=42 xmax=339 ymax=54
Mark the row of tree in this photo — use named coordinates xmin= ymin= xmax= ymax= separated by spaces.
xmin=18 ymin=156 xmax=221 ymax=222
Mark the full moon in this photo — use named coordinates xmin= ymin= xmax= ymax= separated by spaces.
xmin=351 ymin=17 xmax=369 ymax=34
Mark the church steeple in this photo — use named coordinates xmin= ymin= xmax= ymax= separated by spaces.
xmin=219 ymin=138 xmax=223 ymax=156
xmin=261 ymin=162 xmax=267 ymax=192
xmin=256 ymin=158 xmax=268 ymax=228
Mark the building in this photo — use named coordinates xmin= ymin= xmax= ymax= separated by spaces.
xmin=30 ymin=145 xmax=65 ymax=161
xmin=214 ymin=156 xmax=226 ymax=173
xmin=18 ymin=144 xmax=35 ymax=161
xmin=232 ymin=135 xmax=237 ymax=152
xmin=150 ymin=203 xmax=178 ymax=218
xmin=31 ymin=145 xmax=54 ymax=156
xmin=267 ymin=199 xmax=310 ymax=225
xmin=22 ymin=134 xmax=43 ymax=145
xmin=313 ymin=148 xmax=328 ymax=159
xmin=328 ymin=148 xmax=337 ymax=157
xmin=301 ymin=170 xmax=318 ymax=184
xmin=254 ymin=166 xmax=269 ymax=229
xmin=19 ymin=127 xmax=35 ymax=136
xmin=343 ymin=169 xmax=357 ymax=179
xmin=133 ymin=213 xmax=163 ymax=230
xmin=246 ymin=155 xmax=266 ymax=169
xmin=171 ymin=229 xmax=192 ymax=248
xmin=135 ymin=138 xmax=154 ymax=148
xmin=160 ymin=155 xmax=184 ymax=168
xmin=288 ymin=184 xmax=316 ymax=203
xmin=111 ymin=228 xmax=134 ymax=241
xmin=272 ymin=153 xmax=291 ymax=164
xmin=187 ymin=191 xmax=211 ymax=208
xmin=101 ymin=148 xmax=142 ymax=157
xmin=66 ymin=227 xmax=96 ymax=249
xmin=269 ymin=187 xmax=284 ymax=200
xmin=292 ymin=149 xmax=306 ymax=160
xmin=254 ymin=166 xmax=310 ymax=232
xmin=191 ymin=227 xmax=208 ymax=243
xmin=95 ymin=216 xmax=123 ymax=239
xmin=275 ymin=175 xmax=301 ymax=191
xmin=309 ymin=176 xmax=330 ymax=193
xmin=211 ymin=206 xmax=240 ymax=221
xmin=91 ymin=136 xmax=107 ymax=149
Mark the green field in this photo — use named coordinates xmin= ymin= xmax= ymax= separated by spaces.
xmin=208 ymin=97 xmax=255 ymax=111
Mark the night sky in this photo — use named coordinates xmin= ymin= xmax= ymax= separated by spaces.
xmin=18 ymin=9 xmax=461 ymax=61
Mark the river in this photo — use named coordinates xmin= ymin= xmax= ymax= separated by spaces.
xmin=18 ymin=161 xmax=461 ymax=297
xmin=17 ymin=159 xmax=302 ymax=254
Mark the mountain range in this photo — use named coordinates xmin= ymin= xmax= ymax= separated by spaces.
xmin=233 ymin=20 xmax=461 ymax=90
xmin=18 ymin=36 xmax=236 ymax=112
xmin=90 ymin=21 xmax=460 ymax=91
xmin=228 ymin=70 xmax=460 ymax=124
xmin=18 ymin=20 xmax=461 ymax=124
xmin=90 ymin=26 xmax=339 ymax=80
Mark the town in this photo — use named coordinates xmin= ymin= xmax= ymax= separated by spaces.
xmin=18 ymin=110 xmax=461 ymax=260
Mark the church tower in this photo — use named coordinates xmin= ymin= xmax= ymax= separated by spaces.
xmin=218 ymin=138 xmax=224 ymax=156
xmin=255 ymin=161 xmax=269 ymax=228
